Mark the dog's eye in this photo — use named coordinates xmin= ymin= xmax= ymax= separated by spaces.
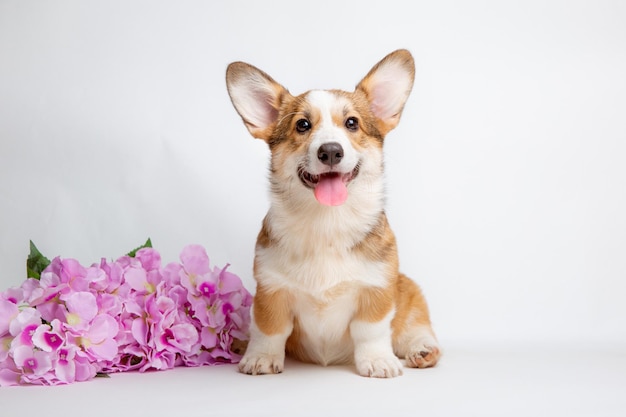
xmin=295 ymin=119 xmax=311 ymax=133
xmin=345 ymin=117 xmax=359 ymax=132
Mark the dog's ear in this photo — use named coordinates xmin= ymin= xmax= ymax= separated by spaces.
xmin=356 ymin=49 xmax=415 ymax=136
xmin=226 ymin=62 xmax=288 ymax=141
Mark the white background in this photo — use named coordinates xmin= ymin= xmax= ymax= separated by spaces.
xmin=1 ymin=1 xmax=625 ymax=415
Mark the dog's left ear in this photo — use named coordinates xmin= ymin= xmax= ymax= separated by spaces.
xmin=356 ymin=49 xmax=415 ymax=136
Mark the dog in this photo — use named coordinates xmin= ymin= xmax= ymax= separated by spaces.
xmin=225 ymin=49 xmax=440 ymax=378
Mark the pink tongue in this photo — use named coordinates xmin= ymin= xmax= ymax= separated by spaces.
xmin=314 ymin=175 xmax=348 ymax=206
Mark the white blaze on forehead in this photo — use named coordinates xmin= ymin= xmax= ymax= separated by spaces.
xmin=305 ymin=90 xmax=344 ymax=133
xmin=304 ymin=90 xmax=358 ymax=173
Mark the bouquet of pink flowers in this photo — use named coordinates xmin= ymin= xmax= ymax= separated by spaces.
xmin=0 ymin=240 xmax=252 ymax=386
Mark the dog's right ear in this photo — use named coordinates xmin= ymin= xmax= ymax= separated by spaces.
xmin=226 ymin=62 xmax=288 ymax=141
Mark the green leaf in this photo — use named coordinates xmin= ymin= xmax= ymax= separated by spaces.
xmin=27 ymin=240 xmax=51 ymax=279
xmin=26 ymin=240 xmax=51 ymax=280
xmin=95 ymin=372 xmax=111 ymax=378
xmin=127 ymin=238 xmax=153 ymax=257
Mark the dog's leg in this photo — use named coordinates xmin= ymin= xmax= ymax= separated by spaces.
xmin=392 ymin=274 xmax=441 ymax=368
xmin=238 ymin=287 xmax=292 ymax=375
xmin=351 ymin=288 xmax=403 ymax=378
xmin=351 ymin=313 xmax=404 ymax=378
xmin=395 ymin=324 xmax=440 ymax=368
xmin=238 ymin=319 xmax=292 ymax=375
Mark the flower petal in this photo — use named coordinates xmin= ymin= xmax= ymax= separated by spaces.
xmin=0 ymin=299 xmax=18 ymax=335
xmin=180 ymin=245 xmax=211 ymax=276
xmin=0 ymin=367 xmax=21 ymax=387
xmin=87 ymin=315 xmax=119 ymax=344
xmin=88 ymin=338 xmax=118 ymax=362
xmin=124 ymin=266 xmax=149 ymax=292
xmin=64 ymin=292 xmax=98 ymax=324
xmin=135 ymin=248 xmax=161 ymax=271
xmin=9 ymin=308 xmax=41 ymax=337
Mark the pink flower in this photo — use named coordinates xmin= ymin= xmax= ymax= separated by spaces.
xmin=32 ymin=319 xmax=64 ymax=352
xmin=62 ymin=291 xmax=98 ymax=330
xmin=72 ymin=315 xmax=119 ymax=362
xmin=9 ymin=307 xmax=41 ymax=340
xmin=1 ymin=242 xmax=252 ymax=385
xmin=54 ymin=347 xmax=77 ymax=383
xmin=12 ymin=345 xmax=53 ymax=377
xmin=158 ymin=323 xmax=199 ymax=354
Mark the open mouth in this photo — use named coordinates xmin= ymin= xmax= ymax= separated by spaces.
xmin=298 ymin=163 xmax=360 ymax=206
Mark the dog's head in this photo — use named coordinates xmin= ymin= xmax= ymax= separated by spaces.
xmin=226 ymin=49 xmax=414 ymax=208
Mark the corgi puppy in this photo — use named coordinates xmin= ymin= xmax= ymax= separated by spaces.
xmin=225 ymin=49 xmax=440 ymax=378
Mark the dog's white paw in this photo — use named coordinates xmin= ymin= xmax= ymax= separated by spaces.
xmin=238 ymin=354 xmax=285 ymax=375
xmin=355 ymin=354 xmax=403 ymax=378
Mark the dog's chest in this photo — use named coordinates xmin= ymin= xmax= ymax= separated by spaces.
xmin=256 ymin=230 xmax=388 ymax=365
xmin=256 ymin=239 xmax=387 ymax=291
xmin=255 ymin=204 xmax=390 ymax=363
xmin=258 ymin=202 xmax=387 ymax=285
xmin=290 ymin=285 xmax=358 ymax=365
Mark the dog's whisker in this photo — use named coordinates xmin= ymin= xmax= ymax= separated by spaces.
xmin=277 ymin=111 xmax=306 ymax=126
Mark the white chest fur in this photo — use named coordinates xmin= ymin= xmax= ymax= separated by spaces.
xmin=290 ymin=286 xmax=359 ymax=365
xmin=254 ymin=202 xmax=389 ymax=365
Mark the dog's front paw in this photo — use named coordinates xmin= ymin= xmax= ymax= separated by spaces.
xmin=405 ymin=343 xmax=441 ymax=368
xmin=238 ymin=354 xmax=285 ymax=375
xmin=355 ymin=354 xmax=403 ymax=378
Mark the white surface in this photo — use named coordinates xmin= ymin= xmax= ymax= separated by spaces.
xmin=1 ymin=347 xmax=625 ymax=416
xmin=0 ymin=0 xmax=625 ymax=414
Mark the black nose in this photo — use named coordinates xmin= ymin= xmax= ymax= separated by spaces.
xmin=317 ymin=142 xmax=344 ymax=167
